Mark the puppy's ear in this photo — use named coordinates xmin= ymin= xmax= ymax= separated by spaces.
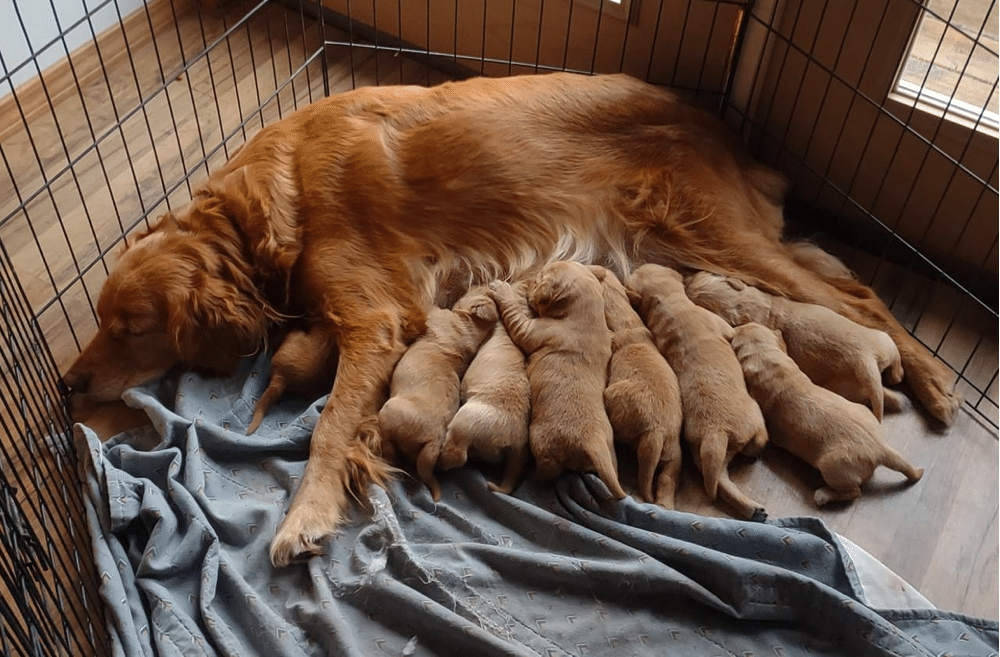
xmin=771 ymin=327 xmax=788 ymax=353
xmin=625 ymin=284 xmax=642 ymax=308
xmin=725 ymin=276 xmax=747 ymax=291
xmin=470 ymin=297 xmax=499 ymax=323
xmin=586 ymin=265 xmax=607 ymax=282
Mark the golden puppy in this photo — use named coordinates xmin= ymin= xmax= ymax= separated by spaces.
xmin=489 ymin=261 xmax=626 ymax=500
xmin=589 ymin=266 xmax=683 ymax=508
xmin=247 ymin=327 xmax=338 ymax=434
xmin=439 ymin=322 xmax=531 ymax=494
xmin=377 ymin=289 xmax=498 ymax=501
xmin=627 ymin=264 xmax=767 ymax=519
xmin=685 ymin=271 xmax=906 ymax=421
xmin=731 ymin=323 xmax=923 ymax=505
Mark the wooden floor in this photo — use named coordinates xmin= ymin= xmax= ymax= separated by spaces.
xmin=0 ymin=0 xmax=996 ymax=627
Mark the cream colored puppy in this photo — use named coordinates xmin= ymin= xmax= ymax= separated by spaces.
xmin=247 ymin=327 xmax=338 ymax=434
xmin=731 ymin=323 xmax=923 ymax=505
xmin=686 ymin=271 xmax=905 ymax=421
xmin=489 ymin=261 xmax=627 ymax=500
xmin=589 ymin=266 xmax=683 ymax=508
xmin=627 ymin=264 xmax=767 ymax=520
xmin=377 ymin=289 xmax=498 ymax=501
xmin=439 ymin=322 xmax=531 ymax=494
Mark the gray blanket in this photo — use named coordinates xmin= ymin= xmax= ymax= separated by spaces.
xmin=76 ymin=355 xmax=999 ymax=657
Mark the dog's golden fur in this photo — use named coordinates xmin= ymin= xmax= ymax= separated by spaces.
xmin=686 ymin=271 xmax=906 ymax=420
xmin=628 ymin=264 xmax=766 ymax=519
xmin=376 ymin=289 xmax=498 ymax=502
xmin=439 ymin=322 xmax=531 ymax=494
xmin=490 ymin=262 xmax=626 ymax=499
xmin=589 ymin=266 xmax=683 ymax=508
xmin=731 ymin=323 xmax=923 ymax=505
xmin=62 ymin=72 xmax=958 ymax=564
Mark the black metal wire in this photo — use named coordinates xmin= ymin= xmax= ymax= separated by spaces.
xmin=0 ymin=4 xmax=996 ymax=656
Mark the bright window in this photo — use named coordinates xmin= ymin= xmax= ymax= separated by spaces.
xmin=893 ymin=0 xmax=999 ymax=134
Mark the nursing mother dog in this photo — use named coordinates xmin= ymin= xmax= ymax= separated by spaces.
xmin=62 ymin=72 xmax=960 ymax=566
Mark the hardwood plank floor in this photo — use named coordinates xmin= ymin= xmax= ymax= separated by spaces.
xmin=0 ymin=0 xmax=995 ymax=629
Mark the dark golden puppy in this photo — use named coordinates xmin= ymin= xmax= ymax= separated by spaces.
xmin=490 ymin=262 xmax=626 ymax=500
xmin=732 ymin=323 xmax=923 ymax=505
xmin=589 ymin=266 xmax=683 ymax=509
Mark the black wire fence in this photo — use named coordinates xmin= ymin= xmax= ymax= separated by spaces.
xmin=0 ymin=0 xmax=995 ymax=653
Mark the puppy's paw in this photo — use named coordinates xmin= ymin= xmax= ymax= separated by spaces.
xmin=270 ymin=502 xmax=343 ymax=567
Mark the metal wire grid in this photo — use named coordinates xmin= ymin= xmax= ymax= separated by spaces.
xmin=722 ymin=0 xmax=998 ymax=428
xmin=0 ymin=0 xmax=996 ymax=653
xmin=0 ymin=1 xmax=330 ymax=654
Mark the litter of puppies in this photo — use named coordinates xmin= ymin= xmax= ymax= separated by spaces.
xmin=257 ymin=260 xmax=925 ymax=519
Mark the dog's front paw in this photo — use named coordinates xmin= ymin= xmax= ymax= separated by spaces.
xmin=902 ymin=352 xmax=962 ymax=428
xmin=269 ymin=502 xmax=343 ymax=567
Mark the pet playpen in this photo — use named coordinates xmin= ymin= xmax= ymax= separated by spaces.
xmin=0 ymin=0 xmax=996 ymax=654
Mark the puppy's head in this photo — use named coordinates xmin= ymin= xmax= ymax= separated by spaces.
xmin=452 ymin=288 xmax=499 ymax=326
xmin=730 ymin=322 xmax=785 ymax=356
xmin=624 ymin=263 xmax=683 ymax=312
xmin=685 ymin=271 xmax=769 ymax=324
xmin=528 ymin=261 xmax=600 ymax=319
xmin=63 ymin=206 xmax=276 ymax=403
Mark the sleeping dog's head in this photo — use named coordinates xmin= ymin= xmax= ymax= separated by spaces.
xmin=63 ymin=202 xmax=278 ymax=403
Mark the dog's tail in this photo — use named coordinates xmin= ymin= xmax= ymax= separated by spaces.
xmin=698 ymin=432 xmax=727 ymax=501
xmin=879 ymin=445 xmax=924 ymax=484
xmin=588 ymin=441 xmax=628 ymax=501
xmin=246 ymin=374 xmax=286 ymax=435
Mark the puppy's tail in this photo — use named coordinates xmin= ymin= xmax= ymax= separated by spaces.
xmin=246 ymin=374 xmax=287 ymax=435
xmin=588 ymin=443 xmax=628 ymax=501
xmin=698 ymin=433 xmax=727 ymax=501
xmin=879 ymin=445 xmax=924 ymax=484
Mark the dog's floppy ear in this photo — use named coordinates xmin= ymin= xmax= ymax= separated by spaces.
xmin=202 ymin=147 xmax=301 ymax=282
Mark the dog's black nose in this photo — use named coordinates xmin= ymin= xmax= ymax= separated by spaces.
xmin=60 ymin=373 xmax=89 ymax=395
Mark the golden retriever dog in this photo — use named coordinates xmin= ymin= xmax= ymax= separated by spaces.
xmin=628 ymin=264 xmax=766 ymax=519
xmin=731 ymin=323 xmax=923 ymax=505
xmin=589 ymin=266 xmax=683 ymax=508
xmin=438 ymin=322 xmax=531 ymax=494
xmin=61 ymin=72 xmax=959 ymax=565
xmin=489 ymin=262 xmax=627 ymax=499
xmin=686 ymin=271 xmax=906 ymax=420
xmin=246 ymin=326 xmax=338 ymax=434
xmin=377 ymin=288 xmax=498 ymax=502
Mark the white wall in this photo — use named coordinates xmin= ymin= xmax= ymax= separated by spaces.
xmin=0 ymin=0 xmax=145 ymax=92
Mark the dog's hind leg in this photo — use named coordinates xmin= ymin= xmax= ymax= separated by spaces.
xmin=489 ymin=442 xmax=528 ymax=495
xmin=416 ymin=439 xmax=444 ymax=502
xmin=634 ymin=429 xmax=666 ymax=503
xmin=653 ymin=434 xmax=683 ymax=510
